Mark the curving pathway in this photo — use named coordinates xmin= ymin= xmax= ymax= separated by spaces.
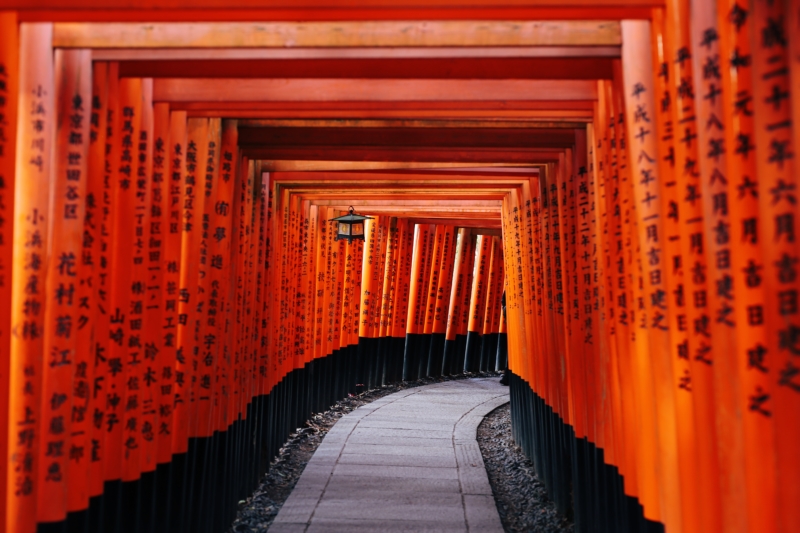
xmin=270 ymin=377 xmax=509 ymax=533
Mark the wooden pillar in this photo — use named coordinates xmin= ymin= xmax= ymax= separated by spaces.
xmin=465 ymin=235 xmax=490 ymax=372
xmin=752 ymin=2 xmax=797 ymax=532
xmin=369 ymin=216 xmax=387 ymax=385
xmin=338 ymin=213 xmax=353 ymax=352
xmin=0 ymin=13 xmax=18 ymax=529
xmin=389 ymin=219 xmax=411 ymax=381
xmin=516 ymin=178 xmax=536 ymax=401
xmin=173 ymin=117 xmax=207 ymax=455
xmin=781 ymin=0 xmax=800 ymax=525
xmin=165 ymin=110 xmax=186 ymax=456
xmin=622 ymin=20 xmax=682 ymax=528
xmin=552 ymin=158 xmax=570 ymax=426
xmin=403 ymin=224 xmax=430 ymax=380
xmin=85 ymin=61 xmax=110 ymax=500
xmin=298 ymin=199 xmax=312 ymax=371
xmin=144 ymin=102 xmax=169 ymax=466
xmin=480 ymin=236 xmax=500 ymax=372
xmin=458 ymin=229 xmax=476 ymax=372
xmin=357 ymin=215 xmax=378 ymax=386
xmin=312 ymin=207 xmax=327 ymax=362
xmin=378 ymin=217 xmax=396 ymax=382
xmin=195 ymin=117 xmax=221 ymax=438
xmin=666 ymin=0 xmax=720 ymax=525
xmin=36 ymin=46 xmax=91 ymax=524
xmin=444 ymin=228 xmax=468 ymax=375
xmin=121 ymin=77 xmax=152 ymax=483
xmin=432 ymin=226 xmax=455 ymax=374
xmin=213 ymin=119 xmax=237 ymax=431
xmin=237 ymin=159 xmax=254 ymax=417
xmin=483 ymin=236 xmax=504 ymax=371
xmin=263 ymin=167 xmax=276 ymax=395
xmin=687 ymin=1 xmax=740 ymax=531
xmin=7 ymin=23 xmax=53 ymax=533
xmin=422 ymin=224 xmax=444 ymax=341
xmin=538 ymin=165 xmax=558 ymax=424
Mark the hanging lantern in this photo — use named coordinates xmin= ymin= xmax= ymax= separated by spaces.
xmin=330 ymin=206 xmax=373 ymax=243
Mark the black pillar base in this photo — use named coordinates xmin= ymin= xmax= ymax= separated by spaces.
xmin=427 ymin=333 xmax=446 ymax=377
xmin=442 ymin=338 xmax=457 ymax=375
xmin=495 ymin=332 xmax=508 ymax=370
xmin=464 ymin=330 xmax=482 ymax=372
xmin=509 ymin=372 xmax=665 ymax=533
xmin=402 ymin=333 xmax=422 ymax=381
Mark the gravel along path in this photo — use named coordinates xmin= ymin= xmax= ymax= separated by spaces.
xmin=477 ymin=403 xmax=574 ymax=533
xmin=227 ymin=372 xmax=502 ymax=533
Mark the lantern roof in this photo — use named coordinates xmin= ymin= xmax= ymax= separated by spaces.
xmin=330 ymin=206 xmax=374 ymax=223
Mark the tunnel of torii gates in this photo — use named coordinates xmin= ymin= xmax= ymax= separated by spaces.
xmin=0 ymin=1 xmax=799 ymax=533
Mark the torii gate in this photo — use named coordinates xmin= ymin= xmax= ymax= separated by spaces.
xmin=0 ymin=1 xmax=798 ymax=533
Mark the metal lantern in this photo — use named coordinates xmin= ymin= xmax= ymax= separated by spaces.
xmin=330 ymin=206 xmax=373 ymax=243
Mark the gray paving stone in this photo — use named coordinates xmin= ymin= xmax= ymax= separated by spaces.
xmin=463 ymin=495 xmax=505 ymax=532
xmin=354 ymin=419 xmax=460 ymax=431
xmin=313 ymin=494 xmax=464 ymax=521
xmin=272 ymin=494 xmax=320 ymax=524
xmin=349 ymin=427 xmax=453 ymax=440
xmin=319 ymin=487 xmax=462 ymax=503
xmin=332 ymin=463 xmax=459 ymax=479
xmin=320 ymin=475 xmax=462 ymax=494
xmin=337 ymin=451 xmax=457 ymax=468
xmin=268 ymin=523 xmax=308 ymax=533
xmin=272 ymin=377 xmax=509 ymax=532
xmin=341 ymin=443 xmax=456 ymax=457
xmin=306 ymin=519 xmax=467 ymax=533
xmin=343 ymin=434 xmax=455 ymax=447
xmin=457 ymin=462 xmax=493 ymax=496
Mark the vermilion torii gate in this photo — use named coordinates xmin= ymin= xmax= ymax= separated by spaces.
xmin=0 ymin=1 xmax=798 ymax=533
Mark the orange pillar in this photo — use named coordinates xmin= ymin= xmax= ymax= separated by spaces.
xmin=458 ymin=230 xmax=477 ymax=373
xmin=194 ymin=118 xmax=221 ymax=438
xmin=174 ymin=117 xmax=208 ymax=455
xmin=444 ymin=228 xmax=469 ymax=375
xmin=105 ymin=76 xmax=145 ymax=486
xmin=0 ymin=13 xmax=17 ymax=530
xmin=368 ymin=216 xmax=387 ymax=385
xmin=37 ymin=46 xmax=91 ymax=525
xmin=430 ymin=225 xmax=455 ymax=376
xmin=338 ymin=214 xmax=354 ymax=352
xmin=212 ymin=120 xmax=237 ymax=429
xmin=403 ymin=224 xmax=431 ymax=380
xmin=621 ymin=21 xmax=681 ymax=528
xmin=713 ymin=1 xmax=759 ymax=529
xmin=553 ymin=155 xmax=572 ymax=428
xmin=482 ymin=236 xmax=504 ymax=372
xmin=665 ymin=0 xmax=720 ymax=527
xmin=465 ymin=235 xmax=490 ymax=372
xmin=752 ymin=2 xmax=796 ymax=532
xmin=480 ymin=236 xmax=501 ymax=372
xmin=164 ymin=110 xmax=186 ymax=455
xmin=357 ymin=216 xmax=379 ymax=388
xmin=8 ymin=22 xmax=53 ymax=533
xmin=85 ymin=60 xmax=111 ymax=500
xmin=689 ymin=2 xmax=738 ymax=531
xmin=377 ymin=217 xmax=397 ymax=383
xmin=311 ymin=207 xmax=327 ymax=363
xmin=67 ymin=55 xmax=99 ymax=507
xmin=574 ymin=132 xmax=594 ymax=456
xmin=422 ymin=224 xmax=445 ymax=377
xmin=780 ymin=5 xmax=800 ymax=530
xmin=118 ymin=77 xmax=150 ymax=483
xmin=147 ymin=103 xmax=172 ymax=466
xmin=390 ymin=219 xmax=412 ymax=380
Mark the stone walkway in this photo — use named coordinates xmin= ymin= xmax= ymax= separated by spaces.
xmin=270 ymin=378 xmax=509 ymax=533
